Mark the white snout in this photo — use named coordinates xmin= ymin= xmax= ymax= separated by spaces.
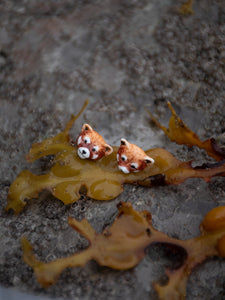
xmin=118 ymin=165 xmax=130 ymax=174
xmin=78 ymin=147 xmax=90 ymax=159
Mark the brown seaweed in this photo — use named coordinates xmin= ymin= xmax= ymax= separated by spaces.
xmin=22 ymin=202 xmax=225 ymax=300
xmin=6 ymin=101 xmax=225 ymax=214
xmin=146 ymin=102 xmax=225 ymax=161
xmin=178 ymin=0 xmax=194 ymax=15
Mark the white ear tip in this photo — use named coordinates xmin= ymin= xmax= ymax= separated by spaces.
xmin=105 ymin=144 xmax=113 ymax=154
xmin=145 ymin=156 xmax=154 ymax=164
xmin=82 ymin=123 xmax=93 ymax=131
xmin=120 ymin=138 xmax=129 ymax=146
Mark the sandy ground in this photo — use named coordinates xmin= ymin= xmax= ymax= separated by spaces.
xmin=0 ymin=0 xmax=225 ymax=299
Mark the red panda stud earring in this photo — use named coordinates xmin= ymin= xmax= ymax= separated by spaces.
xmin=76 ymin=123 xmax=113 ymax=160
xmin=117 ymin=138 xmax=154 ymax=174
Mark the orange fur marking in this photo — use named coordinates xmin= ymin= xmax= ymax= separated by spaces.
xmin=76 ymin=124 xmax=113 ymax=160
xmin=117 ymin=139 xmax=154 ymax=173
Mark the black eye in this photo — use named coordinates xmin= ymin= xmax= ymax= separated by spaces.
xmin=131 ymin=164 xmax=136 ymax=169
xmin=122 ymin=157 xmax=125 ymax=161
xmin=92 ymin=148 xmax=96 ymax=152
xmin=84 ymin=139 xmax=87 ymax=144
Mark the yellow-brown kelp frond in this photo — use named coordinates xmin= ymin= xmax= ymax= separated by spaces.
xmin=22 ymin=202 xmax=225 ymax=300
xmin=146 ymin=102 xmax=225 ymax=161
xmin=26 ymin=100 xmax=89 ymax=163
xmin=6 ymin=102 xmax=225 ymax=214
xmin=178 ymin=0 xmax=194 ymax=15
xmin=6 ymin=145 xmax=225 ymax=214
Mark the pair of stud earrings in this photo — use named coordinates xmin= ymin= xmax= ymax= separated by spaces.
xmin=75 ymin=124 xmax=154 ymax=174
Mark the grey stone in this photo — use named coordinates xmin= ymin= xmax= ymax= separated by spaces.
xmin=0 ymin=0 xmax=225 ymax=299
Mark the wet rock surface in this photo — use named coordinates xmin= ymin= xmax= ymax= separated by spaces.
xmin=0 ymin=0 xmax=225 ymax=299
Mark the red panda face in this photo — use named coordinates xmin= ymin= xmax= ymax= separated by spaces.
xmin=117 ymin=139 xmax=154 ymax=174
xmin=76 ymin=124 xmax=113 ymax=160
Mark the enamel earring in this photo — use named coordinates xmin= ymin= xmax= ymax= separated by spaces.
xmin=117 ymin=138 xmax=154 ymax=173
xmin=76 ymin=124 xmax=113 ymax=160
